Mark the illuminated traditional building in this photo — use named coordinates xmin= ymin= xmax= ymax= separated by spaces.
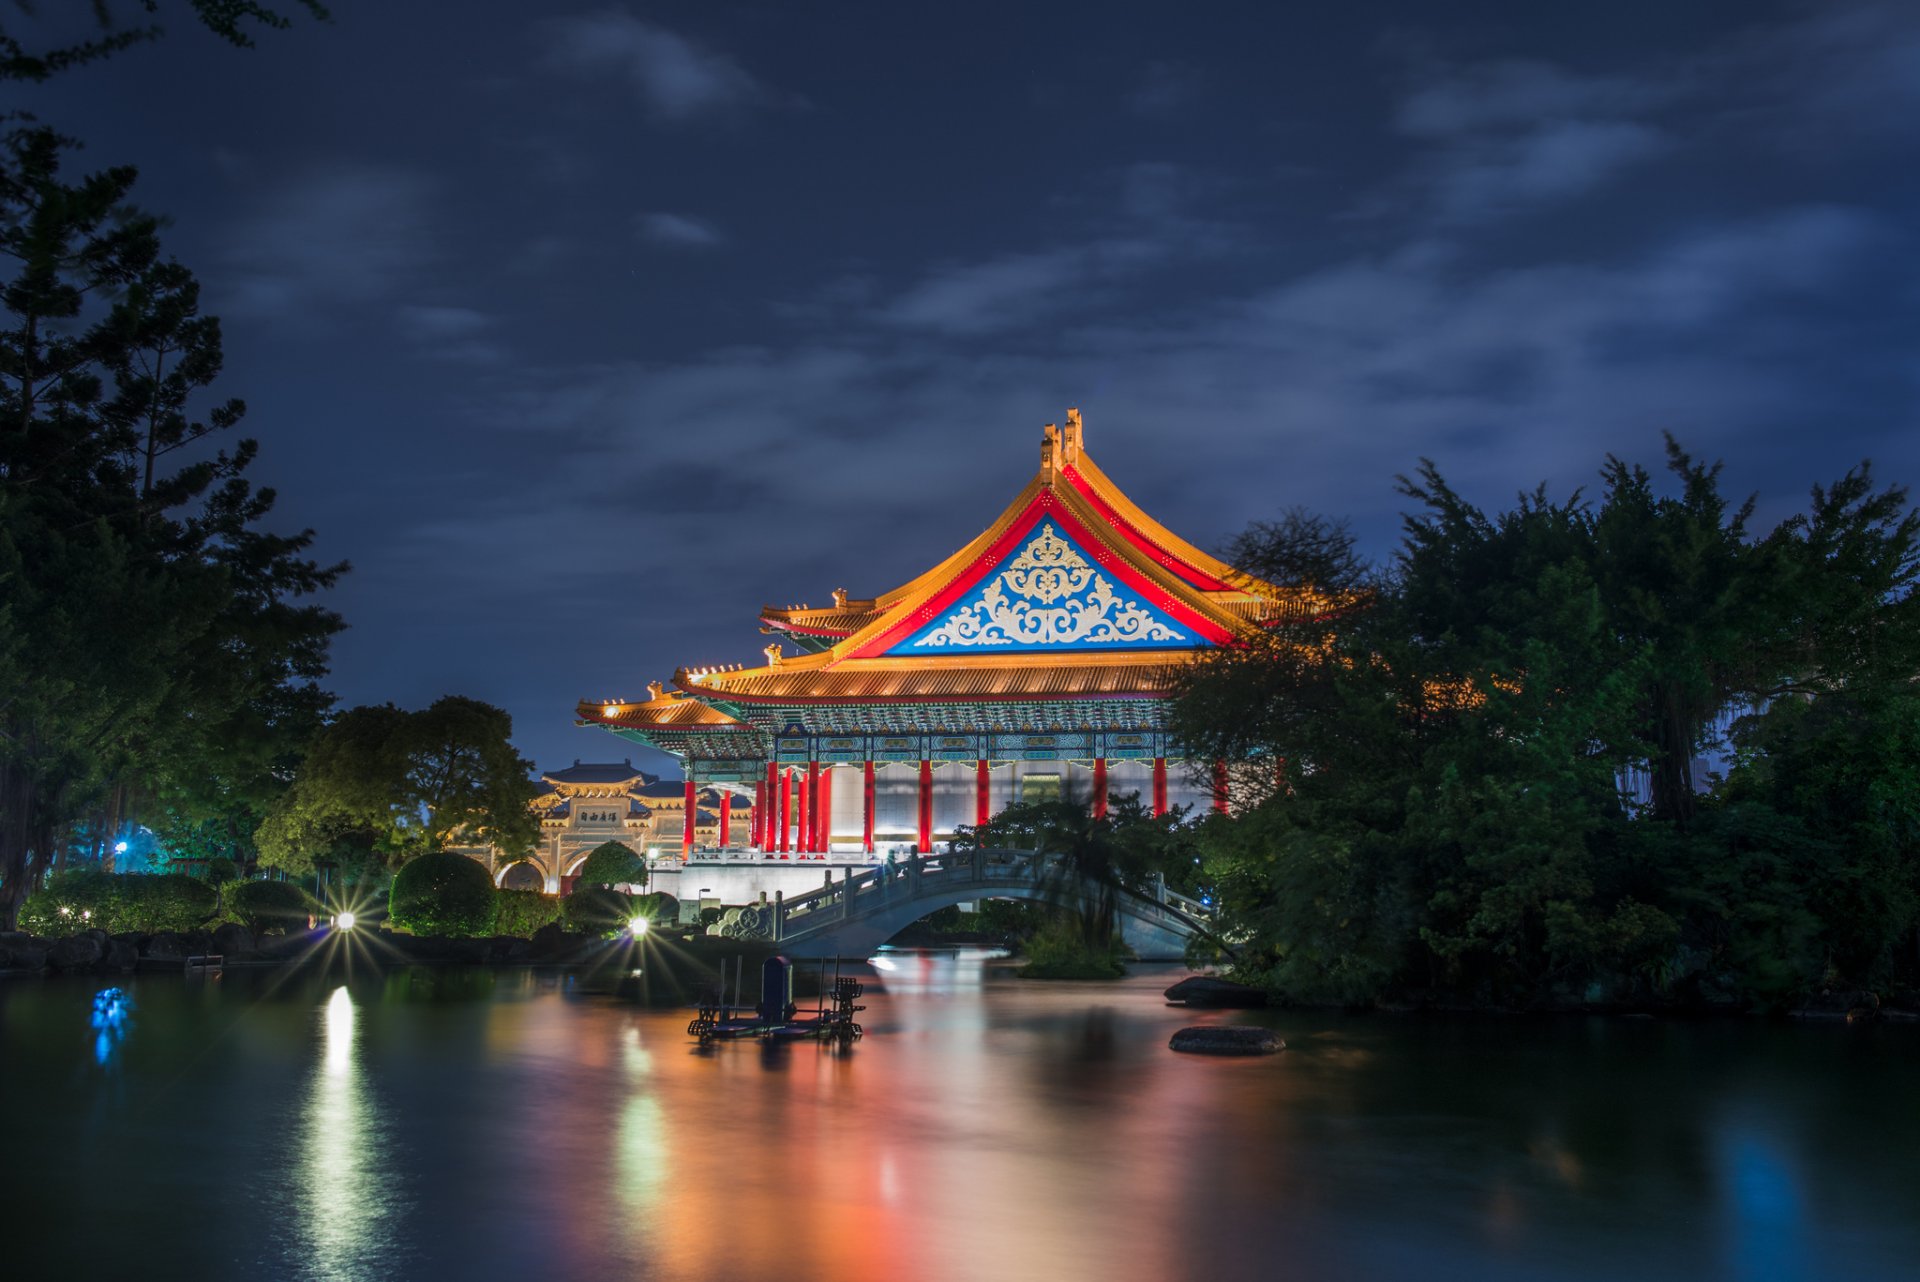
xmin=580 ymin=411 xmax=1324 ymax=858
xmin=458 ymin=760 xmax=750 ymax=892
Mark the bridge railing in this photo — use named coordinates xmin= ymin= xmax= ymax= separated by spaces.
xmin=767 ymin=847 xmax=1210 ymax=944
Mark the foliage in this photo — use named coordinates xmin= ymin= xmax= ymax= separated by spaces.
xmin=494 ymin=888 xmax=563 ymax=938
xmin=1 ymin=1 xmax=329 ymax=83
xmin=388 ymin=852 xmax=497 ymax=938
xmin=254 ymin=697 xmax=537 ymax=876
xmin=19 ymin=868 xmax=216 ymax=933
xmin=1172 ymin=442 xmax=1920 ymax=1009
xmin=0 ymin=126 xmax=342 ymax=928
xmin=574 ymin=841 xmax=646 ymax=889
xmin=565 ymin=886 xmax=633 ymax=935
xmin=630 ymin=891 xmax=677 ymax=924
xmin=221 ymin=877 xmax=314 ymax=932
xmin=1017 ymin=913 xmax=1128 ymax=979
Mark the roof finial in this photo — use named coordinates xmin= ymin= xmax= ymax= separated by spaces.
xmin=764 ymin=642 xmax=784 ymax=667
xmin=831 ymin=587 xmax=848 ymax=607
xmin=646 ymin=680 xmax=665 ymax=700
xmin=1061 ymin=407 xmax=1083 ymax=465
xmin=1040 ymin=421 xmax=1058 ymax=478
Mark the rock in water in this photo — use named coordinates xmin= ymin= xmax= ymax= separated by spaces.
xmin=1169 ymin=1025 xmax=1285 ymax=1056
xmin=1164 ymin=975 xmax=1268 ymax=1008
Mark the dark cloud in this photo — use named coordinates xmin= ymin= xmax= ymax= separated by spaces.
xmin=12 ymin=1 xmax=1913 ymax=769
xmin=539 ymin=9 xmax=771 ymax=122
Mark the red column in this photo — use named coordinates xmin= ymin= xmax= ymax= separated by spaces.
xmin=862 ymin=760 xmax=876 ymax=854
xmin=682 ymin=778 xmax=696 ymax=856
xmin=718 ymin=792 xmax=732 ymax=848
xmin=917 ymin=759 xmax=933 ymax=854
xmin=765 ymin=763 xmax=778 ymax=851
xmin=752 ymin=779 xmax=766 ymax=849
xmin=799 ymin=762 xmax=816 ymax=854
xmin=817 ymin=766 xmax=834 ymax=854
xmin=976 ymin=758 xmax=991 ymax=826
xmin=1092 ymin=757 xmax=1108 ymax=820
xmin=1152 ymin=757 xmax=1168 ymax=817
xmin=1212 ymin=760 xmax=1230 ymax=814
xmin=779 ymin=768 xmax=792 ymax=854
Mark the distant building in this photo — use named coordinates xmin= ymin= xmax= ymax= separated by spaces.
xmin=456 ymin=759 xmax=750 ymax=893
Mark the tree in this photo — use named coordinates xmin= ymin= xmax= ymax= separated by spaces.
xmin=1173 ymin=442 xmax=1920 ymax=1009
xmin=2 ymin=1 xmax=330 ymax=83
xmin=255 ymin=697 xmax=537 ymax=876
xmin=0 ymin=126 xmax=342 ymax=928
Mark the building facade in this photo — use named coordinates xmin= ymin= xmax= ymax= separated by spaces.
xmin=579 ymin=411 xmax=1332 ymax=858
xmin=462 ymin=760 xmax=752 ymax=893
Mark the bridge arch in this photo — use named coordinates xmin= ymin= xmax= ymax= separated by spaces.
xmin=496 ymin=859 xmax=548 ymax=892
xmin=770 ymin=848 xmax=1208 ymax=961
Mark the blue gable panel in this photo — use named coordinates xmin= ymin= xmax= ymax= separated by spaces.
xmin=886 ymin=520 xmax=1205 ymax=655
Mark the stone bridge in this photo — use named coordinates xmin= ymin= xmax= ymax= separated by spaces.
xmin=713 ymin=847 xmax=1214 ymax=961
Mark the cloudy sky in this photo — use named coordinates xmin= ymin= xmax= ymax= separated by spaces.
xmin=19 ymin=1 xmax=1920 ymax=771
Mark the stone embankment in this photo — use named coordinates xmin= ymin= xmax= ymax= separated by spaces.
xmin=0 ymin=921 xmax=620 ymax=976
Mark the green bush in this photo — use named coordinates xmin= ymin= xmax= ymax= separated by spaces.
xmin=223 ymin=879 xmax=317 ymax=932
xmin=198 ymin=858 xmax=240 ymax=887
xmin=630 ymin=891 xmax=678 ymax=925
xmin=564 ymin=885 xmax=633 ymax=935
xmin=389 ymin=852 xmax=498 ymax=937
xmin=1017 ymin=914 xmax=1128 ymax=980
xmin=19 ymin=869 xmax=218 ymax=934
xmin=574 ymin=841 xmax=647 ymax=888
xmin=495 ymin=888 xmax=564 ymax=938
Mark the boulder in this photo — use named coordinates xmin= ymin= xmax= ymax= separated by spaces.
xmin=212 ymin=923 xmax=255 ymax=956
xmin=1164 ymin=975 xmax=1268 ymax=1009
xmin=0 ymin=931 xmax=49 ymax=970
xmin=487 ymin=936 xmax=532 ymax=963
xmin=143 ymin=931 xmax=190 ymax=960
xmin=102 ymin=936 xmax=138 ymax=971
xmin=48 ymin=933 xmax=106 ymax=971
xmin=1169 ymin=1025 xmax=1286 ymax=1056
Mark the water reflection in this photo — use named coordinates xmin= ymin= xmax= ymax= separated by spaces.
xmin=7 ymin=962 xmax=1920 ymax=1281
xmin=299 ymin=986 xmax=392 ymax=1281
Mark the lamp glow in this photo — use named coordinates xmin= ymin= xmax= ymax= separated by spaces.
xmin=335 ymin=911 xmax=357 ymax=930
xmin=627 ymin=916 xmax=649 ymax=938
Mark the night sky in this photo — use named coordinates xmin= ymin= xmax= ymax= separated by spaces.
xmin=18 ymin=2 xmax=1919 ymax=774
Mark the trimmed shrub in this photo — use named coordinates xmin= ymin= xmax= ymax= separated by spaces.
xmin=630 ymin=891 xmax=678 ymax=925
xmin=389 ymin=852 xmax=498 ymax=937
xmin=223 ymin=879 xmax=317 ymax=932
xmin=198 ymin=859 xmax=240 ymax=887
xmin=20 ymin=869 xmax=218 ymax=934
xmin=564 ymin=885 xmax=633 ymax=935
xmin=495 ymin=888 xmax=564 ymax=938
xmin=574 ymin=841 xmax=647 ymax=889
xmin=1017 ymin=915 xmax=1128 ymax=980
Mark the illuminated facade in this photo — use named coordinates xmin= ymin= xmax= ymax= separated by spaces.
xmin=459 ymin=761 xmax=751 ymax=892
xmin=580 ymin=411 xmax=1325 ymax=857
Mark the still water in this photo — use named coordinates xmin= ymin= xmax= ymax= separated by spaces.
xmin=2 ymin=952 xmax=1916 ymax=1282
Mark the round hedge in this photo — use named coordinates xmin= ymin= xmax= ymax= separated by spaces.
xmin=389 ymin=852 xmax=498 ymax=938
xmin=564 ymin=885 xmax=633 ymax=935
xmin=20 ymin=869 xmax=217 ymax=934
xmin=495 ymin=888 xmax=564 ymax=938
xmin=223 ymin=879 xmax=317 ymax=932
xmin=574 ymin=841 xmax=647 ymax=888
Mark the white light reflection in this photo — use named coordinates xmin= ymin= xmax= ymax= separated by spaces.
xmin=299 ymin=986 xmax=391 ymax=1280
xmin=617 ymin=1035 xmax=668 ymax=1212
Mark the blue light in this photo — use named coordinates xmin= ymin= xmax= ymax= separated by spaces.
xmin=113 ymin=839 xmax=129 ymax=855
xmin=91 ymin=987 xmax=132 ymax=1065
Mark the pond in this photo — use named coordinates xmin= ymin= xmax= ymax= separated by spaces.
xmin=1 ymin=952 xmax=1915 ymax=1281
